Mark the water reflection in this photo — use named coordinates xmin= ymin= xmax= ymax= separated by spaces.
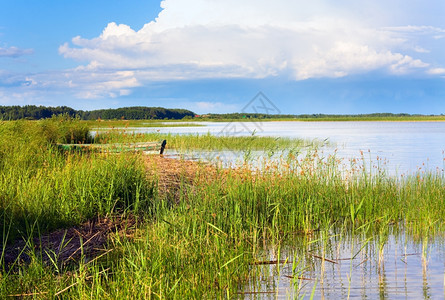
xmin=108 ymin=121 xmax=445 ymax=298
xmin=243 ymin=228 xmax=445 ymax=299
xmin=135 ymin=121 xmax=445 ymax=175
xmin=162 ymin=147 xmax=443 ymax=180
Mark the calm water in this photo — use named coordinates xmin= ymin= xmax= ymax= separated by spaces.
xmin=136 ymin=121 xmax=445 ymax=175
xmin=245 ymin=230 xmax=445 ymax=299
xmin=140 ymin=121 xmax=445 ymax=299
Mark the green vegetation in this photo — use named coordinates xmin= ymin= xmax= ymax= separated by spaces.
xmin=2 ymin=105 xmax=445 ymax=122
xmin=94 ymin=130 xmax=321 ymax=151
xmin=0 ymin=105 xmax=195 ymax=120
xmin=1 ymin=119 xmax=444 ymax=298
xmin=0 ymin=105 xmax=78 ymax=120
xmin=89 ymin=120 xmax=203 ymax=128
xmin=0 ymin=118 xmax=155 ymax=242
xmin=82 ymin=107 xmax=194 ymax=120
xmin=198 ymin=112 xmax=445 ymax=121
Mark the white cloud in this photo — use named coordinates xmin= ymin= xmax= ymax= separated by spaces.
xmin=0 ymin=88 xmax=40 ymax=105
xmin=1 ymin=68 xmax=140 ymax=101
xmin=54 ymin=69 xmax=141 ymax=99
xmin=61 ymin=1 xmax=443 ymax=85
xmin=413 ymin=46 xmax=430 ymax=53
xmin=194 ymin=101 xmax=238 ymax=112
xmin=428 ymin=68 xmax=445 ymax=75
xmin=0 ymin=46 xmax=34 ymax=58
xmin=0 ymin=0 xmax=427 ymax=100
xmin=389 ymin=55 xmax=429 ymax=74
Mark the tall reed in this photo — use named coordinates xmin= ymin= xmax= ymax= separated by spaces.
xmin=0 ymin=119 xmax=155 ymax=243
xmin=93 ymin=130 xmax=320 ymax=151
xmin=1 ymin=123 xmax=444 ymax=298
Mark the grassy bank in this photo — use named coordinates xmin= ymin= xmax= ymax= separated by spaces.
xmin=1 ymin=120 xmax=444 ymax=298
xmin=0 ymin=118 xmax=155 ymax=244
xmin=88 ymin=115 xmax=445 ymax=127
xmin=88 ymin=119 xmax=203 ymax=128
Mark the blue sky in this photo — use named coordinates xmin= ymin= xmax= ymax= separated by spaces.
xmin=1 ymin=0 xmax=444 ymax=114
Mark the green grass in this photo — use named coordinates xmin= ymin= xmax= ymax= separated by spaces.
xmin=0 ymin=118 xmax=155 ymax=243
xmin=87 ymin=119 xmax=203 ymax=128
xmin=290 ymin=115 xmax=445 ymax=122
xmin=194 ymin=115 xmax=445 ymax=122
xmin=1 ymin=119 xmax=444 ymax=298
xmin=93 ymin=130 xmax=323 ymax=151
xmin=86 ymin=115 xmax=445 ymax=127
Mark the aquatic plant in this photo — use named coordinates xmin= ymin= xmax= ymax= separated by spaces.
xmin=1 ymin=120 xmax=444 ymax=298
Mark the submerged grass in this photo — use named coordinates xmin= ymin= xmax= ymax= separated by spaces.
xmin=0 ymin=119 xmax=444 ymax=298
xmin=88 ymin=119 xmax=203 ymax=128
xmin=93 ymin=130 xmax=322 ymax=152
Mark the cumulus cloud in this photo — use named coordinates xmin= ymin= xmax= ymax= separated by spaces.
xmin=53 ymin=0 xmax=443 ymax=98
xmin=0 ymin=46 xmax=34 ymax=58
xmin=38 ymin=68 xmax=140 ymax=99
xmin=428 ymin=68 xmax=445 ymax=75
xmin=193 ymin=101 xmax=239 ymax=113
xmin=1 ymin=67 xmax=140 ymax=101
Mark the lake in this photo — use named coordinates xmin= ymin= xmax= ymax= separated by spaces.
xmin=243 ymin=228 xmax=445 ymax=299
xmin=120 ymin=120 xmax=445 ymax=298
xmin=134 ymin=121 xmax=445 ymax=176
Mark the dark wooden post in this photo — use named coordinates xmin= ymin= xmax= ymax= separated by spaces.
xmin=160 ymin=140 xmax=167 ymax=155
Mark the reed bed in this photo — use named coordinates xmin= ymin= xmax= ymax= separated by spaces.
xmin=0 ymin=119 xmax=155 ymax=253
xmin=93 ymin=130 xmax=321 ymax=152
xmin=88 ymin=119 xmax=203 ymax=128
xmin=1 ymin=119 xmax=444 ymax=298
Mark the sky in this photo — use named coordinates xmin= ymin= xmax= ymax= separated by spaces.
xmin=0 ymin=0 xmax=444 ymax=114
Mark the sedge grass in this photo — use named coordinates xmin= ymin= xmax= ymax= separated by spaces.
xmin=87 ymin=119 xmax=204 ymax=128
xmin=93 ymin=130 xmax=324 ymax=152
xmin=191 ymin=115 xmax=445 ymax=122
xmin=0 ymin=119 xmax=155 ymax=244
xmin=1 ymin=120 xmax=445 ymax=298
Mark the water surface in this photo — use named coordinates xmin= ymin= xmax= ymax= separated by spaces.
xmin=135 ymin=121 xmax=445 ymax=175
xmin=129 ymin=121 xmax=445 ymax=298
xmin=245 ymin=230 xmax=445 ymax=299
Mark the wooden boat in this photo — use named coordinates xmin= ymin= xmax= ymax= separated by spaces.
xmin=57 ymin=140 xmax=167 ymax=154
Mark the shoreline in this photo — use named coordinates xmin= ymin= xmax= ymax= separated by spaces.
xmin=89 ymin=118 xmax=445 ymax=126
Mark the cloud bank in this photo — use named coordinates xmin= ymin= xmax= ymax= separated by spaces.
xmin=60 ymin=0 xmax=444 ymax=84
xmin=3 ymin=0 xmax=445 ymax=103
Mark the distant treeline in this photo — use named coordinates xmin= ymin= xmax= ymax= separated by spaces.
xmin=83 ymin=107 xmax=195 ymax=120
xmin=1 ymin=105 xmax=443 ymax=121
xmin=0 ymin=105 xmax=195 ymax=120
xmin=200 ymin=112 xmax=441 ymax=119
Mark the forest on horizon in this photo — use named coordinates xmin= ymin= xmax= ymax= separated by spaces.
xmin=1 ymin=105 xmax=443 ymax=121
xmin=0 ymin=105 xmax=195 ymax=120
